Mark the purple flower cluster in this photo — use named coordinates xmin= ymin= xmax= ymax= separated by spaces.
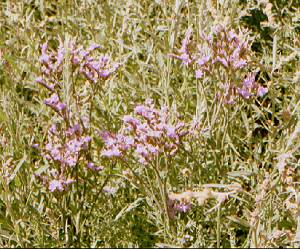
xmin=171 ymin=28 xmax=194 ymax=66
xmin=44 ymin=93 xmax=66 ymax=117
xmin=167 ymin=197 xmax=192 ymax=219
xmin=35 ymin=41 xmax=64 ymax=91
xmin=35 ymin=123 xmax=91 ymax=192
xmin=36 ymin=39 xmax=119 ymax=91
xmin=100 ymin=99 xmax=189 ymax=165
xmin=70 ymin=42 xmax=119 ymax=83
xmin=35 ymin=169 xmax=75 ymax=193
xmin=43 ymin=123 xmax=91 ymax=168
xmin=86 ymin=162 xmax=104 ymax=172
xmin=172 ymin=25 xmax=268 ymax=104
xmin=34 ymin=39 xmax=121 ymax=192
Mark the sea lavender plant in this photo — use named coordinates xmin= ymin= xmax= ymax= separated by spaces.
xmin=34 ymin=38 xmax=120 ymax=192
xmin=172 ymin=25 xmax=268 ymax=104
xmin=100 ymin=98 xmax=198 ymax=234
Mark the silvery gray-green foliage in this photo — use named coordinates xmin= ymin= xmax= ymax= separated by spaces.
xmin=0 ymin=0 xmax=299 ymax=247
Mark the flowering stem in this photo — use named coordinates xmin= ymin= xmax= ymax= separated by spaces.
xmin=217 ymin=205 xmax=221 ymax=248
xmin=151 ymin=162 xmax=171 ymax=236
xmin=145 ymin=168 xmax=164 ymax=216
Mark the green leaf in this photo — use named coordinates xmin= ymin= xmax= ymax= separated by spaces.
xmin=227 ymin=216 xmax=250 ymax=228
xmin=8 ymin=154 xmax=27 ymax=184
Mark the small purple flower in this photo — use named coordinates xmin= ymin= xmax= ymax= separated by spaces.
xmin=49 ymin=179 xmax=64 ymax=192
xmin=31 ymin=143 xmax=39 ymax=149
xmin=243 ymin=73 xmax=255 ymax=88
xmin=40 ymin=42 xmax=50 ymax=65
xmin=100 ymin=99 xmax=190 ymax=166
xmin=35 ymin=77 xmax=44 ymax=85
xmin=174 ymin=202 xmax=192 ymax=213
xmin=165 ymin=125 xmax=177 ymax=139
xmin=123 ymin=115 xmax=140 ymax=127
xmin=82 ymin=135 xmax=91 ymax=143
xmin=49 ymin=124 xmax=57 ymax=134
xmin=215 ymin=56 xmax=228 ymax=67
xmin=87 ymin=162 xmax=104 ymax=172
xmin=196 ymin=55 xmax=210 ymax=66
xmin=238 ymin=88 xmax=252 ymax=99
xmin=65 ymin=154 xmax=78 ymax=167
xmin=148 ymin=145 xmax=159 ymax=154
xmin=36 ymin=76 xmax=55 ymax=91
xmin=257 ymin=86 xmax=268 ymax=97
xmin=103 ymin=186 xmax=118 ymax=196
xmin=135 ymin=144 xmax=149 ymax=157
xmin=101 ymin=147 xmax=122 ymax=157
xmin=233 ymin=59 xmax=247 ymax=69
xmin=56 ymin=102 xmax=66 ymax=111
xmin=64 ymin=179 xmax=75 ymax=185
xmin=228 ymin=30 xmax=238 ymax=41
xmin=98 ymin=131 xmax=111 ymax=141
xmin=88 ymin=44 xmax=101 ymax=51
xmin=44 ymin=93 xmax=59 ymax=106
xmin=176 ymin=53 xmax=191 ymax=65
xmin=51 ymin=148 xmax=62 ymax=161
xmin=195 ymin=69 xmax=203 ymax=79
xmin=67 ymin=139 xmax=82 ymax=153
xmin=123 ymin=136 xmax=135 ymax=148
xmin=56 ymin=45 xmax=64 ymax=68
xmin=134 ymin=105 xmax=146 ymax=115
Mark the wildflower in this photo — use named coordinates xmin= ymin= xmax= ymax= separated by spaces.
xmin=123 ymin=115 xmax=140 ymax=127
xmin=170 ymin=27 xmax=194 ymax=65
xmin=49 ymin=124 xmax=57 ymax=134
xmin=243 ymin=73 xmax=255 ymax=88
xmin=173 ymin=25 xmax=268 ymax=103
xmin=87 ymin=162 xmax=104 ymax=172
xmin=195 ymin=69 xmax=203 ymax=79
xmin=100 ymin=99 xmax=191 ymax=165
xmin=40 ymin=42 xmax=50 ymax=65
xmin=101 ymin=147 xmax=122 ymax=157
xmin=237 ymin=88 xmax=252 ymax=99
xmin=44 ymin=93 xmax=66 ymax=114
xmin=48 ymin=178 xmax=74 ymax=192
xmin=103 ymin=186 xmax=118 ymax=196
xmin=257 ymin=86 xmax=268 ymax=97
xmin=49 ymin=179 xmax=64 ymax=192
xmin=36 ymin=77 xmax=55 ymax=92
xmin=174 ymin=202 xmax=192 ymax=213
xmin=31 ymin=143 xmax=39 ymax=149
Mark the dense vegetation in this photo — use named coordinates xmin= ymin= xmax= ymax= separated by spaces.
xmin=0 ymin=0 xmax=300 ymax=247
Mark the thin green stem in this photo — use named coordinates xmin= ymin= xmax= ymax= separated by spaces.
xmin=217 ymin=205 xmax=221 ymax=248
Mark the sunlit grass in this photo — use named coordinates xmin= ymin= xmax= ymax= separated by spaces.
xmin=0 ymin=0 xmax=299 ymax=247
